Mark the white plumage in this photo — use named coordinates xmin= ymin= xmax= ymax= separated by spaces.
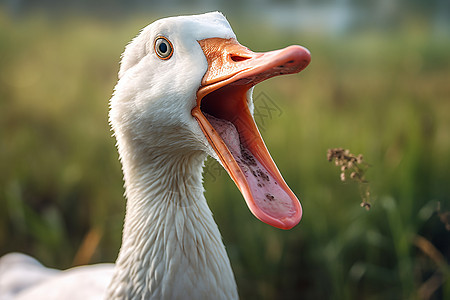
xmin=0 ymin=12 xmax=310 ymax=299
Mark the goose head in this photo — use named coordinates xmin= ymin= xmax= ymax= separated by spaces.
xmin=110 ymin=12 xmax=310 ymax=229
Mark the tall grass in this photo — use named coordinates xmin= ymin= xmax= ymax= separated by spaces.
xmin=0 ymin=10 xmax=449 ymax=299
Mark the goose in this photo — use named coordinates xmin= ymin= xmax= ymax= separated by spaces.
xmin=0 ymin=11 xmax=310 ymax=300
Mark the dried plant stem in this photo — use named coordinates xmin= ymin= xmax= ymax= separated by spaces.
xmin=414 ymin=235 xmax=449 ymax=300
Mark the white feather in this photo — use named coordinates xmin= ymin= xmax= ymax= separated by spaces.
xmin=0 ymin=12 xmax=239 ymax=300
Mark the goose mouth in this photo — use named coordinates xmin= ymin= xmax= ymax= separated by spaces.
xmin=192 ymin=38 xmax=310 ymax=229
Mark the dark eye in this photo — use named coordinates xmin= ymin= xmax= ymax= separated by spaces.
xmin=154 ymin=36 xmax=173 ymax=60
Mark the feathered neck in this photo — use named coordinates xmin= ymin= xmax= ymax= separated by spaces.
xmin=105 ymin=136 xmax=238 ymax=299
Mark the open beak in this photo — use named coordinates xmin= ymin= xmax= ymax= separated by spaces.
xmin=191 ymin=38 xmax=311 ymax=229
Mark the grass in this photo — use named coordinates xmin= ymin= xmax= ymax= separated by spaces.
xmin=0 ymin=9 xmax=449 ymax=300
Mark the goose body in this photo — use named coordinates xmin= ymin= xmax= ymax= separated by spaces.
xmin=0 ymin=12 xmax=310 ymax=299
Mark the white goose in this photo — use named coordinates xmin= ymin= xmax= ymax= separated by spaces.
xmin=0 ymin=12 xmax=310 ymax=299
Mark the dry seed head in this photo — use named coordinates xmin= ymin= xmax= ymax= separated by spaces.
xmin=357 ymin=154 xmax=363 ymax=164
xmin=361 ymin=202 xmax=371 ymax=211
xmin=327 ymin=151 xmax=333 ymax=162
xmin=328 ymin=148 xmax=372 ymax=210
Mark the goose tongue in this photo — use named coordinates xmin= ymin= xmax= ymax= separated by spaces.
xmin=204 ymin=113 xmax=297 ymax=220
xmin=192 ymin=38 xmax=311 ymax=229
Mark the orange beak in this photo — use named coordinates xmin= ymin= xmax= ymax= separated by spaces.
xmin=191 ymin=38 xmax=310 ymax=229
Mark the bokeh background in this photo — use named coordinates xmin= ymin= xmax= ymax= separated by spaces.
xmin=1 ymin=0 xmax=449 ymax=299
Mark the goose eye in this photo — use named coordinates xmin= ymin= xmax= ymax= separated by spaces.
xmin=154 ymin=36 xmax=173 ymax=60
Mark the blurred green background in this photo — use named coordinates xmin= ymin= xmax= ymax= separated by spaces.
xmin=1 ymin=0 xmax=449 ymax=299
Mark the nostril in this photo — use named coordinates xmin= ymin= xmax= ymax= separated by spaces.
xmin=230 ymin=54 xmax=250 ymax=62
